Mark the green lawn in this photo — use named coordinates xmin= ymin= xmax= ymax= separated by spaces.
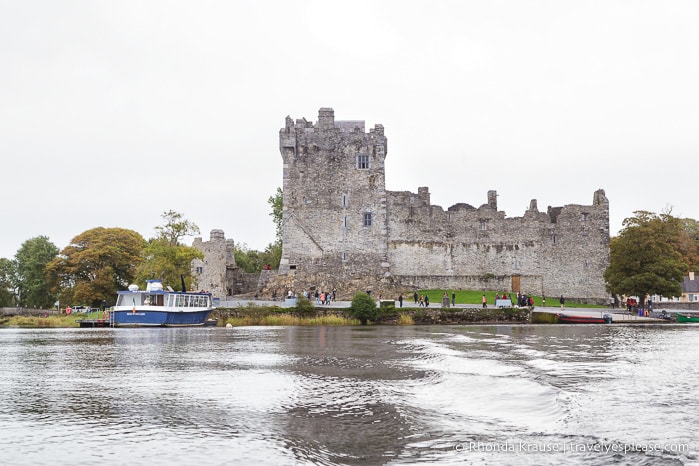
xmin=405 ymin=289 xmax=597 ymax=308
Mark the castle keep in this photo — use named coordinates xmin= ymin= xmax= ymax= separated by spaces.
xmin=276 ymin=108 xmax=610 ymax=301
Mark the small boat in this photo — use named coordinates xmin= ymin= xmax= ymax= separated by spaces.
xmin=558 ymin=313 xmax=612 ymax=324
xmin=111 ymin=279 xmax=214 ymax=327
xmin=677 ymin=313 xmax=699 ymax=323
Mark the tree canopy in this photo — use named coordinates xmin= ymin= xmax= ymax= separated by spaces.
xmin=350 ymin=292 xmax=379 ymax=325
xmin=134 ymin=238 xmax=203 ymax=292
xmin=134 ymin=211 xmax=202 ymax=291
xmin=0 ymin=258 xmax=16 ymax=307
xmin=604 ymin=211 xmax=698 ymax=300
xmin=155 ymin=210 xmax=201 ymax=246
xmin=45 ymin=228 xmax=145 ymax=307
xmin=234 ymin=189 xmax=283 ymax=272
xmin=268 ymin=187 xmax=283 ymax=242
xmin=15 ymin=236 xmax=59 ymax=308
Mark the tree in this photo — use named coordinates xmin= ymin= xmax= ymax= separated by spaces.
xmin=604 ymin=211 xmax=698 ymax=301
xmin=134 ymin=211 xmax=202 ymax=291
xmin=350 ymin=292 xmax=379 ymax=325
xmin=15 ymin=236 xmax=59 ymax=308
xmin=234 ymin=243 xmax=262 ymax=273
xmin=0 ymin=258 xmax=17 ymax=306
xmin=682 ymin=218 xmax=699 ymax=272
xmin=45 ymin=228 xmax=145 ymax=307
xmin=268 ymin=187 xmax=283 ymax=242
xmin=134 ymin=238 xmax=203 ymax=291
xmin=155 ymin=210 xmax=200 ymax=247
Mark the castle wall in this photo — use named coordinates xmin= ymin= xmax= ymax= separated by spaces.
xmin=274 ymin=108 xmax=610 ymax=301
xmin=278 ymin=108 xmax=390 ymax=279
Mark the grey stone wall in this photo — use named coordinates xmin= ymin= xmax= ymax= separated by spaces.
xmin=271 ymin=108 xmax=610 ymax=302
xmin=191 ymin=229 xmax=237 ymax=299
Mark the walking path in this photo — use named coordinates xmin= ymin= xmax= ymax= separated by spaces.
xmin=219 ymin=299 xmax=665 ymax=322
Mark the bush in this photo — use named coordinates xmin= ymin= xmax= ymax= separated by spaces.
xmin=294 ymin=296 xmax=316 ymax=317
xmin=350 ymin=292 xmax=379 ymax=325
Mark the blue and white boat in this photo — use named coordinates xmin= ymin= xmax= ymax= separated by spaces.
xmin=112 ymin=279 xmax=214 ymax=327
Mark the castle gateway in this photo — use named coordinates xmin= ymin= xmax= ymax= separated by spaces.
xmin=275 ymin=108 xmax=609 ymax=302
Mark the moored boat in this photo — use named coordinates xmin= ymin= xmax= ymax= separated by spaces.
xmin=676 ymin=313 xmax=699 ymax=323
xmin=112 ymin=279 xmax=214 ymax=327
xmin=558 ymin=313 xmax=612 ymax=324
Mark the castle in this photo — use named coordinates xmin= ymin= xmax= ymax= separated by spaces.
xmin=272 ymin=108 xmax=610 ymax=302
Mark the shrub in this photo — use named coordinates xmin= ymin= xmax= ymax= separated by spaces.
xmin=350 ymin=292 xmax=379 ymax=325
xmin=294 ymin=296 xmax=316 ymax=317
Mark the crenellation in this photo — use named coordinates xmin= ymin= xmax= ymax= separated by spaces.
xmin=268 ymin=108 xmax=610 ymax=301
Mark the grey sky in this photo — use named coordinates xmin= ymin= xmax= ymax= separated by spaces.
xmin=1 ymin=1 xmax=697 ymax=260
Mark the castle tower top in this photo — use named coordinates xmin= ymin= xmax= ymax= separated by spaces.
xmin=210 ymin=229 xmax=225 ymax=241
xmin=318 ymin=108 xmax=335 ymax=130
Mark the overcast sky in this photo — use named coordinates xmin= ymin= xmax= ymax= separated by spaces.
xmin=1 ymin=1 xmax=697 ymax=260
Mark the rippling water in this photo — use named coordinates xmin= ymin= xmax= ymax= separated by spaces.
xmin=1 ymin=324 xmax=697 ymax=465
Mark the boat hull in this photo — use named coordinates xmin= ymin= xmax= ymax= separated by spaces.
xmin=558 ymin=313 xmax=612 ymax=324
xmin=112 ymin=309 xmax=212 ymax=327
xmin=677 ymin=313 xmax=699 ymax=323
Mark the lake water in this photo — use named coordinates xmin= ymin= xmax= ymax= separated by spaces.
xmin=0 ymin=324 xmax=697 ymax=465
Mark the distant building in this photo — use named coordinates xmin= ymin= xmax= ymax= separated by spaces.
xmin=682 ymin=272 xmax=699 ymax=302
xmin=267 ymin=108 xmax=610 ymax=301
xmin=191 ymin=229 xmax=236 ymax=300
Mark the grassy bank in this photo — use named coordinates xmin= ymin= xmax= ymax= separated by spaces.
xmin=414 ymin=290 xmax=598 ymax=308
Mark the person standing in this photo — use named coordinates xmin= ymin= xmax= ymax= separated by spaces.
xmin=482 ymin=294 xmax=487 ymax=308
xmin=451 ymin=292 xmax=455 ymax=306
xmin=398 ymin=294 xmax=403 ymax=308
xmin=542 ymin=294 xmax=546 ymax=307
xmin=413 ymin=291 xmax=418 ymax=304
xmin=560 ymin=295 xmax=565 ymax=310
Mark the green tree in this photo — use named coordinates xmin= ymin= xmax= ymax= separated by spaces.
xmin=350 ymin=292 xmax=379 ymax=325
xmin=682 ymin=218 xmax=699 ymax=272
xmin=234 ymin=243 xmax=262 ymax=273
xmin=134 ymin=211 xmax=202 ymax=291
xmin=263 ymin=187 xmax=283 ymax=270
xmin=604 ymin=211 xmax=698 ymax=300
xmin=45 ymin=228 xmax=145 ymax=307
xmin=268 ymin=187 xmax=283 ymax=242
xmin=0 ymin=258 xmax=17 ymax=306
xmin=134 ymin=238 xmax=203 ymax=291
xmin=155 ymin=210 xmax=200 ymax=246
xmin=15 ymin=236 xmax=59 ymax=308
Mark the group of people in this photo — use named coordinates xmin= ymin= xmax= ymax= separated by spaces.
xmin=412 ymin=292 xmax=430 ymax=307
xmin=288 ymin=288 xmax=338 ymax=305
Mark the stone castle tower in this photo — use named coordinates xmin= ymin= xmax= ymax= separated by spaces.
xmin=191 ymin=229 xmax=236 ymax=299
xmin=275 ymin=108 xmax=610 ymax=301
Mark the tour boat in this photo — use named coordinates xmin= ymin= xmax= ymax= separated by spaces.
xmin=558 ymin=313 xmax=612 ymax=324
xmin=676 ymin=313 xmax=699 ymax=323
xmin=111 ymin=279 xmax=214 ymax=327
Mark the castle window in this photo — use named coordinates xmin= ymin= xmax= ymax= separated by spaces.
xmin=343 ymin=216 xmax=348 ymax=228
xmin=356 ymin=154 xmax=370 ymax=169
xmin=195 ymin=267 xmax=203 ymax=274
xmin=342 ymin=252 xmax=348 ymax=262
xmin=552 ymin=234 xmax=557 ymax=244
xmin=376 ymin=144 xmax=385 ymax=156
xmin=342 ymin=193 xmax=348 ymax=207
xmin=289 ymin=265 xmax=297 ymax=270
xmin=582 ymin=212 xmax=589 ymax=221
xmin=480 ymin=220 xmax=488 ymax=231
xmin=363 ymin=212 xmax=373 ymax=227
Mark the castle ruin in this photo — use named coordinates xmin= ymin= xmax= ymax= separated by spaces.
xmin=271 ymin=108 xmax=610 ymax=302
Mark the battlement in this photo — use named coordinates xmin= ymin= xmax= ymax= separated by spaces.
xmin=275 ymin=109 xmax=610 ymax=301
